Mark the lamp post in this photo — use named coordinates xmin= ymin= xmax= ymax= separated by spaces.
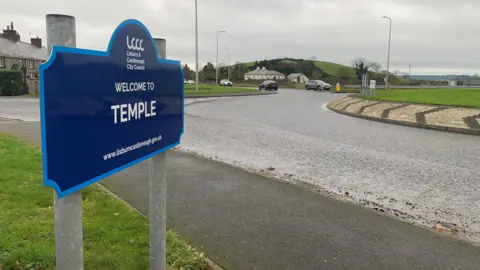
xmin=216 ymin=30 xmax=226 ymax=85
xmin=225 ymin=48 xmax=230 ymax=81
xmin=382 ymin=16 xmax=392 ymax=90
xmin=195 ymin=0 xmax=199 ymax=93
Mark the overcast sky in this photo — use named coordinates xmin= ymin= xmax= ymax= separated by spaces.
xmin=1 ymin=0 xmax=478 ymax=75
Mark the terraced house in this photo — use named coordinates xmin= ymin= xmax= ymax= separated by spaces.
xmin=0 ymin=22 xmax=48 ymax=78
xmin=244 ymin=66 xmax=285 ymax=81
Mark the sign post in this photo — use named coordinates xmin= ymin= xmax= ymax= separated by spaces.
xmin=369 ymin=79 xmax=376 ymax=97
xmin=46 ymin=14 xmax=84 ymax=270
xmin=41 ymin=14 xmax=184 ymax=270
xmin=150 ymin=38 xmax=167 ymax=270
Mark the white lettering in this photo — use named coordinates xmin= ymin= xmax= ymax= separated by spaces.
xmin=120 ymin=104 xmax=128 ymax=123
xmin=151 ymin=100 xmax=156 ymax=116
xmin=111 ymin=105 xmax=120 ymax=124
xmin=115 ymin=82 xmax=153 ymax=92
xmin=138 ymin=102 xmax=145 ymax=116
xmin=115 ymin=83 xmax=123 ymax=92
xmin=126 ymin=36 xmax=145 ymax=51
xmin=111 ymin=101 xmax=157 ymax=123
xmin=128 ymin=102 xmax=138 ymax=121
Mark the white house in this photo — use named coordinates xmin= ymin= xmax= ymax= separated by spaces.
xmin=244 ymin=67 xmax=285 ymax=81
xmin=287 ymin=73 xmax=309 ymax=84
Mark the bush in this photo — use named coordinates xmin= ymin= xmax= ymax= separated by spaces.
xmin=0 ymin=70 xmax=23 ymax=96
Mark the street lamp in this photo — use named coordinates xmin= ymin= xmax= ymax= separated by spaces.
xmin=195 ymin=0 xmax=199 ymax=93
xmin=216 ymin=30 xmax=227 ymax=85
xmin=224 ymin=48 xmax=230 ymax=80
xmin=382 ymin=16 xmax=392 ymax=90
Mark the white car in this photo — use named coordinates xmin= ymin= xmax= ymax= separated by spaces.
xmin=187 ymin=80 xmax=195 ymax=84
xmin=220 ymin=79 xmax=233 ymax=87
xmin=305 ymin=80 xmax=331 ymax=91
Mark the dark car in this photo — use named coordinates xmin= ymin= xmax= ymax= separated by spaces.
xmin=259 ymin=80 xmax=278 ymax=91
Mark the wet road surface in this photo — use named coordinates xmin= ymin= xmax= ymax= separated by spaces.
xmin=181 ymin=89 xmax=480 ymax=243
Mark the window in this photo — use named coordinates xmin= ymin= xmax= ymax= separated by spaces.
xmin=0 ymin=57 xmax=4 ymax=68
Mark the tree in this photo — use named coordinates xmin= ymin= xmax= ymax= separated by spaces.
xmin=368 ymin=62 xmax=382 ymax=73
xmin=352 ymin=58 xmax=370 ymax=89
xmin=201 ymin=62 xmax=216 ymax=82
xmin=182 ymin=64 xmax=194 ymax=80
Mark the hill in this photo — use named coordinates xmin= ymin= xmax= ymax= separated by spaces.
xmin=190 ymin=58 xmax=403 ymax=85
xmin=239 ymin=58 xmax=397 ymax=85
xmin=244 ymin=59 xmax=355 ymax=77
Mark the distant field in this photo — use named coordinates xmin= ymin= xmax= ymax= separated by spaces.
xmin=313 ymin=61 xmax=355 ymax=77
xmin=184 ymin=84 xmax=256 ymax=94
xmin=364 ymin=89 xmax=480 ymax=107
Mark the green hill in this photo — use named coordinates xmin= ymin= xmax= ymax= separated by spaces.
xmin=219 ymin=58 xmax=404 ymax=85
xmin=244 ymin=58 xmax=355 ymax=77
xmin=313 ymin=61 xmax=356 ymax=77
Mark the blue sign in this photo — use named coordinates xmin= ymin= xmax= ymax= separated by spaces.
xmin=40 ymin=19 xmax=184 ymax=198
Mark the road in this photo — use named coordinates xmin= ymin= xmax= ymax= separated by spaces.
xmin=179 ymin=90 xmax=480 ymax=243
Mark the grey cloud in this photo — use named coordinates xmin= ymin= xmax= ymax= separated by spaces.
xmin=1 ymin=0 xmax=478 ymax=74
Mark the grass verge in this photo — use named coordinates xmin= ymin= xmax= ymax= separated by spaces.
xmin=360 ymin=89 xmax=480 ymax=107
xmin=184 ymin=84 xmax=256 ymax=94
xmin=0 ymin=135 xmax=211 ymax=270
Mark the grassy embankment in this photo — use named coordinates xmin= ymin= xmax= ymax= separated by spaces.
xmin=0 ymin=135 xmax=211 ymax=270
xmin=362 ymin=89 xmax=480 ymax=107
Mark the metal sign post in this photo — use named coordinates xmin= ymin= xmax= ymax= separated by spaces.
xmin=46 ymin=14 xmax=84 ymax=270
xmin=40 ymin=14 xmax=184 ymax=270
xmin=150 ymin=38 xmax=167 ymax=270
xmin=369 ymin=80 xmax=376 ymax=97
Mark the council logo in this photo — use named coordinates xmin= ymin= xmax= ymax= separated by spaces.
xmin=126 ymin=36 xmax=144 ymax=51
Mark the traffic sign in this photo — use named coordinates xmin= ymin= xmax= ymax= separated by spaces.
xmin=40 ymin=19 xmax=184 ymax=198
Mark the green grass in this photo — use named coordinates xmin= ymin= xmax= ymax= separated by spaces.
xmin=362 ymin=89 xmax=480 ymax=107
xmin=0 ymin=136 xmax=211 ymax=270
xmin=313 ymin=61 xmax=355 ymax=77
xmin=184 ymin=84 xmax=256 ymax=94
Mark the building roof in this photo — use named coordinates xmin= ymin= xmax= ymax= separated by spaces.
xmin=287 ymin=73 xmax=305 ymax=78
xmin=245 ymin=67 xmax=284 ymax=76
xmin=0 ymin=36 xmax=48 ymax=61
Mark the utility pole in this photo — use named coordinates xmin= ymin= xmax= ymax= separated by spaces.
xmin=195 ymin=0 xmax=199 ymax=93
xmin=226 ymin=48 xmax=230 ymax=81
xmin=215 ymin=30 xmax=226 ymax=85
xmin=409 ymin=65 xmax=411 ymax=77
xmin=382 ymin=16 xmax=392 ymax=90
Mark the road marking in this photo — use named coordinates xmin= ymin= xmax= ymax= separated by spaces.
xmin=321 ymin=103 xmax=332 ymax=112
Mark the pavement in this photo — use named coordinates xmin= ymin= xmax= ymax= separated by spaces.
xmin=2 ymin=121 xmax=480 ymax=270
xmin=328 ymin=95 xmax=480 ymax=135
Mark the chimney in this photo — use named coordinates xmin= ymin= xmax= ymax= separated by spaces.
xmin=31 ymin=36 xmax=42 ymax=47
xmin=1 ymin=22 xmax=20 ymax=42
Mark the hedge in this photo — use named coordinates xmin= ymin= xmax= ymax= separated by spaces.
xmin=0 ymin=70 xmax=23 ymax=96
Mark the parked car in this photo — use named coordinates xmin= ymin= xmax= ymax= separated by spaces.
xmin=259 ymin=80 xmax=278 ymax=91
xmin=305 ymin=80 xmax=331 ymax=91
xmin=220 ymin=79 xmax=233 ymax=87
xmin=184 ymin=79 xmax=188 ymax=84
xmin=187 ymin=80 xmax=195 ymax=84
